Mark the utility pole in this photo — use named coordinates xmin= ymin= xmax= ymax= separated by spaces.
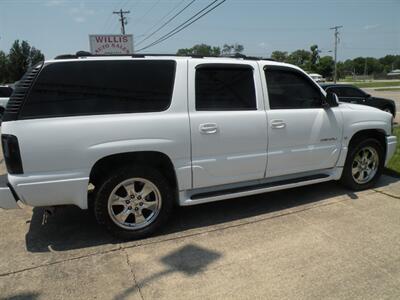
xmin=364 ymin=58 xmax=368 ymax=77
xmin=113 ymin=9 xmax=130 ymax=35
xmin=330 ymin=25 xmax=343 ymax=83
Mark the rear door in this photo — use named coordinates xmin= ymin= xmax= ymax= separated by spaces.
xmin=188 ymin=61 xmax=268 ymax=188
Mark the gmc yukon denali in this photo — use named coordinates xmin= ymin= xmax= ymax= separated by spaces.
xmin=0 ymin=54 xmax=397 ymax=239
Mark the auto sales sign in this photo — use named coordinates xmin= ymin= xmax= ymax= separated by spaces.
xmin=89 ymin=34 xmax=134 ymax=55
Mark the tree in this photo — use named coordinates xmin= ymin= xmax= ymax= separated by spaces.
xmin=221 ymin=43 xmax=244 ymax=56
xmin=177 ymin=44 xmax=221 ymax=56
xmin=270 ymin=51 xmax=288 ymax=62
xmin=0 ymin=51 xmax=8 ymax=83
xmin=287 ymin=49 xmax=311 ymax=70
xmin=352 ymin=57 xmax=367 ymax=75
xmin=7 ymin=40 xmax=45 ymax=82
xmin=309 ymin=45 xmax=319 ymax=72
xmin=30 ymin=47 xmax=45 ymax=66
xmin=316 ymin=56 xmax=334 ymax=79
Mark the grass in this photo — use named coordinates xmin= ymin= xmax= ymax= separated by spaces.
xmin=350 ymin=81 xmax=400 ymax=88
xmin=387 ymin=127 xmax=400 ymax=174
xmin=374 ymin=87 xmax=400 ymax=92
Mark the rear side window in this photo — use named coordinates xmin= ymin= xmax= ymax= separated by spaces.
xmin=265 ymin=68 xmax=322 ymax=109
xmin=20 ymin=60 xmax=176 ymax=119
xmin=195 ymin=66 xmax=256 ymax=111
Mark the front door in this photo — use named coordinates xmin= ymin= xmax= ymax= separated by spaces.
xmin=189 ymin=61 xmax=268 ymax=188
xmin=263 ymin=66 xmax=343 ymax=178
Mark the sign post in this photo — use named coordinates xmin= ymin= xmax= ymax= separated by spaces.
xmin=89 ymin=34 xmax=134 ymax=55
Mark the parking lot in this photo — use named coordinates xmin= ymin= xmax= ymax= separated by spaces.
xmin=364 ymin=88 xmax=400 ymax=123
xmin=1 ymin=151 xmax=400 ymax=299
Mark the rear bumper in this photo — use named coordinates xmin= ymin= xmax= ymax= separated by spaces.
xmin=386 ymin=135 xmax=397 ymax=165
xmin=0 ymin=174 xmax=19 ymax=209
xmin=8 ymin=173 xmax=89 ymax=209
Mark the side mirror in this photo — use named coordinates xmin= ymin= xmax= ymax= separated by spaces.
xmin=323 ymin=91 xmax=339 ymax=108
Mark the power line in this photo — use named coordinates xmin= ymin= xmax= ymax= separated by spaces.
xmin=135 ymin=0 xmax=188 ymax=45
xmin=137 ymin=0 xmax=226 ymax=52
xmin=135 ymin=0 xmax=196 ymax=47
xmin=330 ymin=25 xmax=343 ymax=84
xmin=113 ymin=9 xmax=131 ymax=35
xmin=102 ymin=0 xmax=126 ymax=32
xmin=132 ymin=0 xmax=162 ymax=27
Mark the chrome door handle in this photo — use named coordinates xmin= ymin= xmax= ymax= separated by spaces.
xmin=271 ymin=120 xmax=286 ymax=129
xmin=199 ymin=123 xmax=218 ymax=134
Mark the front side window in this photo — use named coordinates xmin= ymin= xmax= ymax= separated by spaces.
xmin=195 ymin=66 xmax=256 ymax=111
xmin=20 ymin=60 xmax=176 ymax=119
xmin=344 ymin=87 xmax=366 ymax=98
xmin=265 ymin=68 xmax=323 ymax=109
xmin=326 ymin=87 xmax=344 ymax=97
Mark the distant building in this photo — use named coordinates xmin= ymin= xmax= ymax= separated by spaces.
xmin=387 ymin=69 xmax=400 ymax=77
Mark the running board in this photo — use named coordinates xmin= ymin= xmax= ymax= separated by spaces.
xmin=181 ymin=173 xmax=332 ymax=206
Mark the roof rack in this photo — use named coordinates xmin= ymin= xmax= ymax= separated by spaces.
xmin=54 ymin=51 xmax=275 ymax=61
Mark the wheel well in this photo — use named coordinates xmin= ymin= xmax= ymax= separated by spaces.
xmin=89 ymin=151 xmax=178 ymax=191
xmin=348 ymin=129 xmax=387 ymax=158
xmin=382 ymin=105 xmax=395 ymax=116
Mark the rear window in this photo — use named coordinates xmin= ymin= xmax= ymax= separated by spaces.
xmin=195 ymin=66 xmax=256 ymax=111
xmin=20 ymin=60 xmax=176 ymax=119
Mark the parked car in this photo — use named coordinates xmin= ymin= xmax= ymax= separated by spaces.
xmin=309 ymin=73 xmax=325 ymax=83
xmin=320 ymin=84 xmax=396 ymax=117
xmin=0 ymin=54 xmax=397 ymax=239
xmin=0 ymin=86 xmax=13 ymax=121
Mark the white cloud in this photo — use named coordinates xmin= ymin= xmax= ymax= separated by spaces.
xmin=69 ymin=2 xmax=95 ymax=23
xmin=74 ymin=16 xmax=86 ymax=23
xmin=258 ymin=42 xmax=269 ymax=48
xmin=364 ymin=24 xmax=380 ymax=30
xmin=44 ymin=0 xmax=65 ymax=7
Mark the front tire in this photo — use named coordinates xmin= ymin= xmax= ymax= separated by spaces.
xmin=340 ymin=138 xmax=384 ymax=190
xmin=382 ymin=106 xmax=394 ymax=116
xmin=94 ymin=166 xmax=174 ymax=240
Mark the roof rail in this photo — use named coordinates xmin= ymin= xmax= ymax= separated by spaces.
xmin=54 ymin=51 xmax=276 ymax=61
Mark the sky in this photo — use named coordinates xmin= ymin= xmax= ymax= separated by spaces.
xmin=0 ymin=0 xmax=399 ymax=60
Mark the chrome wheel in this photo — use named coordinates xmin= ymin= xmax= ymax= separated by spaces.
xmin=351 ymin=146 xmax=379 ymax=184
xmin=107 ymin=178 xmax=162 ymax=230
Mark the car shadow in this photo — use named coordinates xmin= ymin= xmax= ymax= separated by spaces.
xmin=25 ymin=176 xmax=400 ymax=253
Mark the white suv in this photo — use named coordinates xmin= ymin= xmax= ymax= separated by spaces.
xmin=0 ymin=54 xmax=397 ymax=239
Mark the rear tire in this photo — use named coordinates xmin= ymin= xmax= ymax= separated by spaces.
xmin=340 ymin=138 xmax=384 ymax=190
xmin=94 ymin=166 xmax=174 ymax=240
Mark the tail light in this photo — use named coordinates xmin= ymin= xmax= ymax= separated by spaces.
xmin=1 ymin=134 xmax=23 ymax=174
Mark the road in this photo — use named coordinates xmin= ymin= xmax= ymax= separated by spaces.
xmin=1 ymin=155 xmax=400 ymax=298
xmin=363 ymin=88 xmax=400 ymax=123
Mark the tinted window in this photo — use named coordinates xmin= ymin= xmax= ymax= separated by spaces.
xmin=327 ymin=86 xmax=366 ymax=98
xmin=343 ymin=87 xmax=366 ymax=97
xmin=21 ymin=60 xmax=176 ymax=118
xmin=195 ymin=66 xmax=256 ymax=111
xmin=326 ymin=87 xmax=344 ymax=97
xmin=265 ymin=69 xmax=322 ymax=109
xmin=0 ymin=87 xmax=13 ymax=97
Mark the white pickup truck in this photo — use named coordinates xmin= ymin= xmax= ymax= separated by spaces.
xmin=0 ymin=54 xmax=397 ymax=239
